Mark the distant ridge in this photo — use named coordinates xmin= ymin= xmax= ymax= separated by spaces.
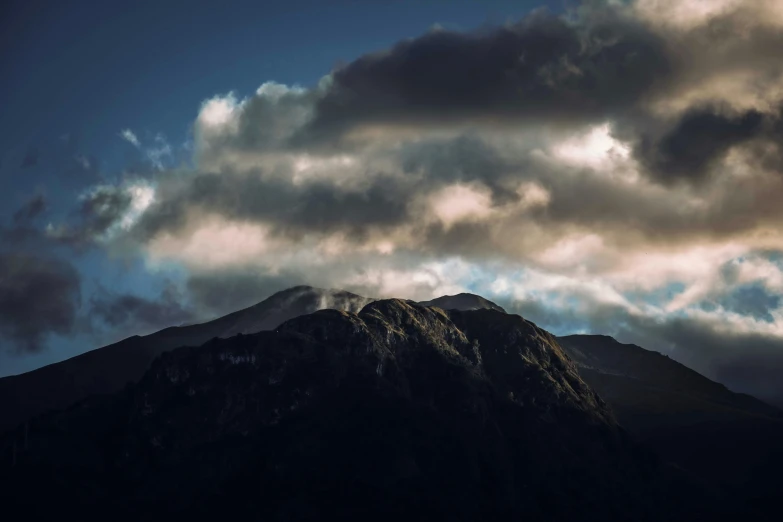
xmin=557 ymin=333 xmax=783 ymax=510
xmin=418 ymin=293 xmax=507 ymax=313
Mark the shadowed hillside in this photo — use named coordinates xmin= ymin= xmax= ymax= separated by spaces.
xmin=0 ymin=300 xmax=709 ymax=521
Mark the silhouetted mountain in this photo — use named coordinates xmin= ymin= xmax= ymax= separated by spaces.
xmin=0 ymin=286 xmax=373 ymax=431
xmin=0 ymin=300 xmax=708 ymax=521
xmin=416 ymin=297 xmax=782 ymax=516
xmin=2 ymin=286 xmax=780 ymax=518
xmin=557 ymin=335 xmax=781 ymax=419
xmin=557 ymin=334 xmax=783 ymax=516
xmin=418 ymin=293 xmax=507 ymax=313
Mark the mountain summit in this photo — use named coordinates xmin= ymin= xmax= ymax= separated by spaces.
xmin=1 ymin=299 xmax=699 ymax=521
xmin=1 ymin=286 xmax=780 ymax=518
xmin=418 ymin=292 xmax=507 ymax=313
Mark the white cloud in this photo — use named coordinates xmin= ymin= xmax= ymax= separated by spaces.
xmin=120 ymin=129 xmax=140 ymax=147
xmin=119 ymin=181 xmax=156 ymax=231
xmin=197 ymin=92 xmax=242 ymax=131
xmin=145 ymin=134 xmax=172 ymax=170
xmin=551 ymin=124 xmax=631 ymax=169
xmin=148 ymin=216 xmax=275 ymax=270
xmin=427 ymin=183 xmax=495 ymax=229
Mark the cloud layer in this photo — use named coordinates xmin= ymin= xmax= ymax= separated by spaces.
xmin=7 ymin=0 xmax=783 ymax=401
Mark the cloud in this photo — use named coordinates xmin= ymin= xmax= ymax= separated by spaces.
xmin=12 ymin=194 xmax=47 ymax=225
xmin=46 ymin=180 xmax=155 ymax=248
xmin=30 ymin=0 xmax=783 ymax=400
xmin=0 ymin=252 xmax=81 ymax=353
xmin=89 ymin=282 xmax=194 ymax=334
xmin=636 ymin=105 xmax=782 ymax=184
xmin=145 ymin=134 xmax=172 ymax=170
xmin=710 ymin=284 xmax=781 ymax=323
xmin=120 ymin=129 xmax=141 ymax=147
xmin=187 ymin=271 xmax=304 ymax=318
xmin=298 ymin=5 xmax=671 ymax=146
xmin=489 ymin=267 xmax=783 ymax=402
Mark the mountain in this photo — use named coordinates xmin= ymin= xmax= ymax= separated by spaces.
xmin=0 ymin=286 xmax=373 ymax=431
xmin=557 ymin=334 xmax=781 ymax=420
xmin=2 ymin=285 xmax=780 ymax=517
xmin=0 ymin=300 xmax=708 ymax=521
xmin=557 ymin=334 xmax=783 ymax=514
xmin=414 ymin=296 xmax=783 ymax=514
xmin=418 ymin=293 xmax=507 ymax=313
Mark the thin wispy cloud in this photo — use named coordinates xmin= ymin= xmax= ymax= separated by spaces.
xmin=119 ymin=128 xmax=140 ymax=147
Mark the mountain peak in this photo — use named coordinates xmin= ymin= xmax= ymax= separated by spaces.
xmin=1 ymin=300 xmax=690 ymax=521
xmin=419 ymin=293 xmax=507 ymax=313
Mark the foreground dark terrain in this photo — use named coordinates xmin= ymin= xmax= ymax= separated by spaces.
xmin=0 ymin=287 xmax=780 ymax=520
xmin=558 ymin=334 xmax=783 ymax=515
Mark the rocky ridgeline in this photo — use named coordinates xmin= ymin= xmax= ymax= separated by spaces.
xmin=0 ymin=299 xmax=705 ymax=521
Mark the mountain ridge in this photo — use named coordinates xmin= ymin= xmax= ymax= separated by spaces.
xmin=3 ymin=285 xmax=780 ymax=433
xmin=0 ymin=299 xmax=706 ymax=521
xmin=1 ymin=287 xmax=778 ymax=518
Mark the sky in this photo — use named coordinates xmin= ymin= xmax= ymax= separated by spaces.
xmin=2 ymin=0 xmax=783 ymax=404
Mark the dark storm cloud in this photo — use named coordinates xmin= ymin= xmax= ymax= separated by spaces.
xmin=89 ymin=283 xmax=194 ymax=332
xmin=2 ymin=198 xmax=59 ymax=251
xmin=12 ymin=194 xmax=47 ymax=225
xmin=286 ymin=1 xmax=783 ymax=187
xmin=399 ymin=135 xmax=522 ymax=203
xmin=49 ymin=185 xmax=133 ymax=247
xmin=636 ymin=107 xmax=775 ymax=184
xmin=78 ymin=187 xmax=131 ymax=232
xmin=130 ymin=1 xmax=783 ymax=256
xmin=135 ymin=169 xmax=410 ymax=242
xmin=0 ymin=252 xmax=81 ymax=353
xmin=298 ymin=6 xmax=671 ymax=145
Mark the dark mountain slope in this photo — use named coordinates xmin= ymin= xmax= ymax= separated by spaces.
xmin=557 ymin=334 xmax=783 ymax=515
xmin=0 ymin=286 xmax=372 ymax=431
xmin=0 ymin=301 xmax=706 ymax=521
xmin=558 ymin=334 xmax=780 ymax=419
xmin=414 ymin=297 xmax=782 ymax=515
